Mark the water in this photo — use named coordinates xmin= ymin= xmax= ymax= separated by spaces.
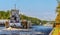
xmin=32 ymin=26 xmax=53 ymax=35
xmin=0 ymin=27 xmax=5 ymax=30
xmin=0 ymin=26 xmax=53 ymax=35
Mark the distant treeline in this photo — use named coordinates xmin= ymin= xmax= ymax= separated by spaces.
xmin=0 ymin=11 xmax=10 ymax=19
xmin=0 ymin=11 xmax=50 ymax=25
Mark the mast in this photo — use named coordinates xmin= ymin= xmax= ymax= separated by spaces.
xmin=14 ymin=4 xmax=16 ymax=10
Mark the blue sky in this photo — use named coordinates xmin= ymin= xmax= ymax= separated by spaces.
xmin=0 ymin=0 xmax=58 ymax=21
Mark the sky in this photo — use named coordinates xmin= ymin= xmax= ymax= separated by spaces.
xmin=0 ymin=0 xmax=58 ymax=21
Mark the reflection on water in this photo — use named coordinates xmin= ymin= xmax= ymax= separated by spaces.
xmin=0 ymin=26 xmax=53 ymax=35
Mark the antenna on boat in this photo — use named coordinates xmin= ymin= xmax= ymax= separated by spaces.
xmin=14 ymin=4 xmax=16 ymax=10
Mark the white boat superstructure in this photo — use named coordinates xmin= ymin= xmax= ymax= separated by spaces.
xmin=9 ymin=8 xmax=22 ymax=28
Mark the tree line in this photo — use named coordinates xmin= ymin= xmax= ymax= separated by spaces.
xmin=0 ymin=11 xmax=48 ymax=25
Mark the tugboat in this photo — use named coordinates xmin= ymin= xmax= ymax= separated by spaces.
xmin=4 ymin=4 xmax=32 ymax=29
xmin=5 ymin=6 xmax=22 ymax=28
xmin=0 ymin=5 xmax=34 ymax=35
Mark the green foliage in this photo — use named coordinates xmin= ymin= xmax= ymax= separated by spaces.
xmin=20 ymin=14 xmax=41 ymax=25
xmin=0 ymin=11 xmax=10 ymax=19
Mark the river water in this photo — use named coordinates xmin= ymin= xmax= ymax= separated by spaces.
xmin=32 ymin=26 xmax=53 ymax=35
xmin=0 ymin=26 xmax=53 ymax=35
